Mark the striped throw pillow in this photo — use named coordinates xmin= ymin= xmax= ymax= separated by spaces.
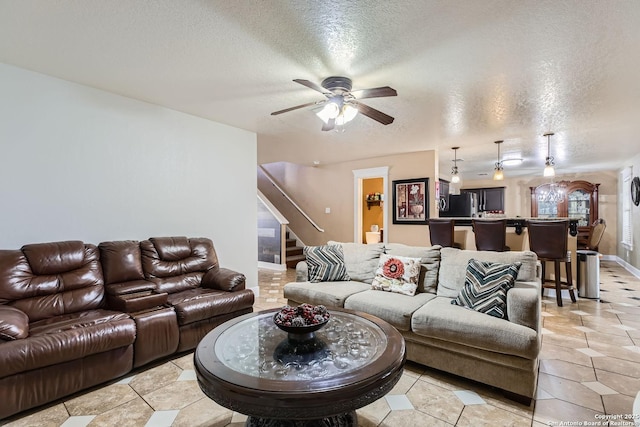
xmin=451 ymin=259 xmax=521 ymax=319
xmin=304 ymin=245 xmax=350 ymax=283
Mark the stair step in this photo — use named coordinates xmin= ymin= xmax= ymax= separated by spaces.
xmin=285 ymin=238 xmax=297 ymax=248
xmin=286 ymin=246 xmax=303 ymax=256
xmin=286 ymin=254 xmax=306 ymax=269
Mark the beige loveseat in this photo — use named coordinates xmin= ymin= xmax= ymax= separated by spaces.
xmin=284 ymin=242 xmax=541 ymax=403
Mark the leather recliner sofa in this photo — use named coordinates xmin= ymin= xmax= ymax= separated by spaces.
xmin=0 ymin=237 xmax=254 ymax=419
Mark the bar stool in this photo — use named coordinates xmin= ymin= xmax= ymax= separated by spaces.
xmin=428 ymin=219 xmax=462 ymax=248
xmin=472 ymin=219 xmax=510 ymax=252
xmin=578 ymin=219 xmax=606 ymax=252
xmin=527 ymin=220 xmax=577 ymax=307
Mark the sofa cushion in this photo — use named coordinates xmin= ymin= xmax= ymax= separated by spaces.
xmin=22 ymin=241 xmax=85 ymax=276
xmin=384 ymin=243 xmax=441 ymax=294
xmin=345 ymin=290 xmax=436 ymax=331
xmin=371 ymin=254 xmax=421 ymax=296
xmin=411 ymin=297 xmax=539 ymax=359
xmin=284 ymin=281 xmax=371 ymax=308
xmin=451 ymin=259 xmax=521 ymax=319
xmin=0 ymin=306 xmax=29 ymax=340
xmin=303 ymin=245 xmax=350 ymax=283
xmin=141 ymin=237 xmax=217 ymax=294
xmin=0 ymin=243 xmax=104 ymax=321
xmin=98 ymin=240 xmax=145 ymax=284
xmin=0 ymin=309 xmax=135 ymax=378
xmin=437 ymin=248 xmax=537 ymax=298
xmin=327 ymin=241 xmax=384 ymax=284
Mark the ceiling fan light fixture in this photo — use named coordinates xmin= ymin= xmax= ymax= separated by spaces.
xmin=335 ymin=103 xmax=359 ymax=126
xmin=493 ymin=140 xmax=504 ymax=181
xmin=273 ymin=77 xmax=396 ymax=131
xmin=543 ymin=132 xmax=556 ymax=177
xmin=316 ymin=101 xmax=341 ymax=124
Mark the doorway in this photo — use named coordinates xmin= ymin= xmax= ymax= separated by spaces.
xmin=353 ymin=167 xmax=389 ymax=244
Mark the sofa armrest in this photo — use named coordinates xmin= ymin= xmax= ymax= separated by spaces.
xmin=0 ymin=306 xmax=29 ymax=341
xmin=507 ymin=282 xmax=541 ymax=331
xmin=202 ymin=267 xmax=246 ymax=291
xmin=296 ymin=261 xmax=308 ymax=282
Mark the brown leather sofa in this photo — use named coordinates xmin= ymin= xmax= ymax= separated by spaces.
xmin=0 ymin=237 xmax=254 ymax=419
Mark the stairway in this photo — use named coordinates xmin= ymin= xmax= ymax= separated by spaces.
xmin=285 ymin=233 xmax=305 ymax=269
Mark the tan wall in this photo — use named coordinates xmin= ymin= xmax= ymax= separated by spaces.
xmin=261 ymin=150 xmax=437 ymax=247
xmin=461 ymin=170 xmax=618 ymax=255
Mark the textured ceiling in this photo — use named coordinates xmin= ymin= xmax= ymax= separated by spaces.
xmin=1 ymin=0 xmax=639 ymax=179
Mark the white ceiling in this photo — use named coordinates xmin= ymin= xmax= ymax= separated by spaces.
xmin=1 ymin=1 xmax=639 ymax=179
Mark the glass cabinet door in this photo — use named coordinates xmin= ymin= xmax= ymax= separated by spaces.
xmin=567 ymin=189 xmax=591 ymax=226
xmin=537 ymin=199 xmax=559 ymax=218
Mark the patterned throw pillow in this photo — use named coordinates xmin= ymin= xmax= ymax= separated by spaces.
xmin=451 ymin=259 xmax=521 ymax=319
xmin=371 ymin=254 xmax=422 ymax=296
xmin=304 ymin=245 xmax=351 ymax=283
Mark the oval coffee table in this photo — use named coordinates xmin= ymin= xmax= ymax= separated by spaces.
xmin=195 ymin=307 xmax=405 ymax=426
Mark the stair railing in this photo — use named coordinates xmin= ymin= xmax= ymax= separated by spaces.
xmin=258 ymin=165 xmax=325 ymax=233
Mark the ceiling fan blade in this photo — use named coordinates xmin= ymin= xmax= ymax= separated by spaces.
xmin=352 ymin=101 xmax=395 ymax=125
xmin=321 ymin=118 xmax=336 ymax=131
xmin=293 ymin=79 xmax=331 ymax=95
xmin=271 ymin=101 xmax=323 ymax=116
xmin=350 ymin=86 xmax=397 ymax=99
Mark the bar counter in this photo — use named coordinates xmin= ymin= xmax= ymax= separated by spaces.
xmin=430 ymin=217 xmax=579 ymax=236
xmin=427 ymin=217 xmax=579 ymax=290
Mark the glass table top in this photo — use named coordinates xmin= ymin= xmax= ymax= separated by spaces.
xmin=213 ymin=310 xmax=388 ymax=381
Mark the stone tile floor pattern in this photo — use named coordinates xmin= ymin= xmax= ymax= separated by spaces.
xmin=2 ymin=261 xmax=639 ymax=426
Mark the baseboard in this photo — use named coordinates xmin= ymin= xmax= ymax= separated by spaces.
xmin=611 ymin=256 xmax=640 ymax=279
xmin=258 ymin=261 xmax=287 ymax=271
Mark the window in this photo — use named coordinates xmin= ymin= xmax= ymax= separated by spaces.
xmin=621 ymin=166 xmax=633 ymax=249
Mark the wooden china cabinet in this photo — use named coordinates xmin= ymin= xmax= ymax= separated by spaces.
xmin=530 ymin=180 xmax=600 ymax=241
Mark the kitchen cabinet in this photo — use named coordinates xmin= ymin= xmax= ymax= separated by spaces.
xmin=462 ymin=187 xmax=505 ymax=212
xmin=530 ymin=180 xmax=600 ymax=239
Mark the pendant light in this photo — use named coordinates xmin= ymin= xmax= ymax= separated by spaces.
xmin=450 ymin=147 xmax=462 ymax=195
xmin=493 ymin=140 xmax=504 ymax=181
xmin=543 ymin=132 xmax=556 ymax=177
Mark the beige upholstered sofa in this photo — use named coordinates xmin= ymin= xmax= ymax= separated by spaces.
xmin=284 ymin=242 xmax=541 ymax=403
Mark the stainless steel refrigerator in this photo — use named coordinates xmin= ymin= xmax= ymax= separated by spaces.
xmin=440 ymin=193 xmax=478 ymax=217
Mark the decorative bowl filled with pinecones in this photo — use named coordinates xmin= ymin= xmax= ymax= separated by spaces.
xmin=273 ymin=304 xmax=330 ymax=342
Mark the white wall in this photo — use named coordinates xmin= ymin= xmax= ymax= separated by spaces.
xmin=0 ymin=63 xmax=258 ymax=291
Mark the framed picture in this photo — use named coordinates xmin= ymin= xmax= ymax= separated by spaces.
xmin=392 ymin=178 xmax=429 ymax=224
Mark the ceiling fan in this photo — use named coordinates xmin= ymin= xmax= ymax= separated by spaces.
xmin=270 ymin=76 xmax=397 ymax=131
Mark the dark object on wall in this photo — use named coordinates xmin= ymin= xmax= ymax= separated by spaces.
xmin=392 ymin=178 xmax=429 ymax=224
xmin=632 ymin=176 xmax=640 ymax=206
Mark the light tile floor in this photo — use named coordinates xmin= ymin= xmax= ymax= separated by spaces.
xmin=3 ymin=261 xmax=639 ymax=426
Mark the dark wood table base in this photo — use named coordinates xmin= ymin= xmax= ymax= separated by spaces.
xmin=246 ymin=411 xmax=356 ymax=427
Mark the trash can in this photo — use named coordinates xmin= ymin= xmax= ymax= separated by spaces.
xmin=577 ymin=250 xmax=600 ymax=299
